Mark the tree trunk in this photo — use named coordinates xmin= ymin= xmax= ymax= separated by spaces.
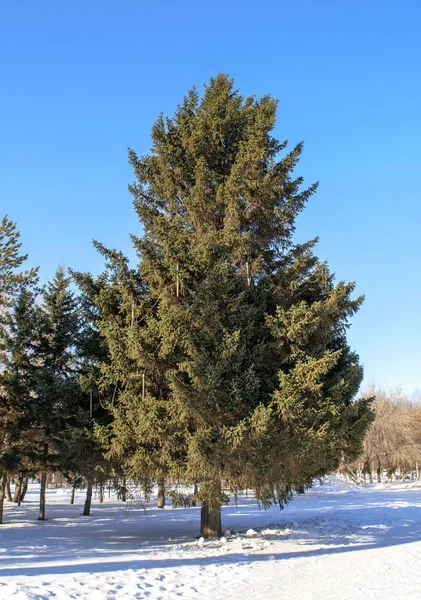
xmin=416 ymin=463 xmax=419 ymax=479
xmin=200 ymin=478 xmax=223 ymax=539
xmin=39 ymin=471 xmax=47 ymax=519
xmin=13 ymin=478 xmax=22 ymax=503
xmin=296 ymin=485 xmax=305 ymax=494
xmin=343 ymin=466 xmax=358 ymax=484
xmin=376 ymin=458 xmax=382 ymax=483
xmin=200 ymin=499 xmax=222 ymax=539
xmin=39 ymin=443 xmax=49 ymax=520
xmin=0 ymin=475 xmax=6 ymax=524
xmin=120 ymin=478 xmax=127 ymax=502
xmin=83 ymin=477 xmax=94 ymax=516
xmin=192 ymin=483 xmax=198 ymax=506
xmin=20 ymin=477 xmax=29 ymax=502
xmin=6 ymin=479 xmax=12 ymax=502
xmin=99 ymin=483 xmax=104 ymax=504
xmin=70 ymin=485 xmax=76 ymax=505
xmin=362 ymin=462 xmax=371 ymax=484
xmin=157 ymin=478 xmax=165 ymax=509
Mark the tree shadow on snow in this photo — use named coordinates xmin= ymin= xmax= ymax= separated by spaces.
xmin=2 ymin=502 xmax=421 ymax=578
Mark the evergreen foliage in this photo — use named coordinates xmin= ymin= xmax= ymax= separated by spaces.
xmin=0 ymin=216 xmax=40 ymax=522
xmin=73 ymin=247 xmax=182 ymax=500
xmin=0 ymin=282 xmax=42 ymax=472
xmin=32 ymin=266 xmax=81 ymax=518
xmin=0 ymin=76 xmax=374 ymax=535
xmin=35 ymin=266 xmax=80 ymax=434
xmin=66 ymin=266 xmax=122 ymax=512
xmin=0 ymin=215 xmax=38 ymax=308
xmin=95 ymin=74 xmax=373 ymax=537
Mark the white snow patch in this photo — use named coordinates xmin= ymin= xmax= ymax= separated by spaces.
xmin=1 ymin=478 xmax=421 ymax=599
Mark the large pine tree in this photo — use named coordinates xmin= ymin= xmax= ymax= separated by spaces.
xmin=99 ymin=75 xmax=373 ymax=537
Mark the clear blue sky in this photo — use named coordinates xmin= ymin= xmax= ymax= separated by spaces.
xmin=1 ymin=0 xmax=420 ymax=394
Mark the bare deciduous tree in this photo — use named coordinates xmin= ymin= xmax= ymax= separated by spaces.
xmin=341 ymin=387 xmax=421 ymax=483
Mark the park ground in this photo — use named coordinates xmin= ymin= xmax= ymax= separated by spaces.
xmin=1 ymin=477 xmax=421 ymax=599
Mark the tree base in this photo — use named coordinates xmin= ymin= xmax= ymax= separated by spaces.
xmin=83 ymin=479 xmax=93 ymax=516
xmin=157 ymin=479 xmax=165 ymax=508
xmin=0 ymin=475 xmax=6 ymax=525
xmin=157 ymin=489 xmax=165 ymax=508
xmin=200 ymin=500 xmax=222 ymax=539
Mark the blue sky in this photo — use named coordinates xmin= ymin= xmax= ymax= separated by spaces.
xmin=1 ymin=0 xmax=420 ymax=393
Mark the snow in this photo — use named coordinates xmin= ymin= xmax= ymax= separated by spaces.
xmin=1 ymin=478 xmax=421 ymax=599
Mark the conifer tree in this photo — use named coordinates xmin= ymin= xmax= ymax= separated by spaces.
xmin=99 ymin=75 xmax=373 ymax=537
xmin=40 ymin=266 xmax=79 ymax=375
xmin=34 ymin=265 xmax=80 ymax=519
xmin=0 ymin=216 xmax=40 ymax=524
xmin=0 ymin=215 xmax=38 ymax=312
xmin=0 ymin=282 xmax=42 ymax=521
xmin=67 ymin=267 xmax=119 ymax=515
xmin=73 ymin=247 xmax=185 ymax=507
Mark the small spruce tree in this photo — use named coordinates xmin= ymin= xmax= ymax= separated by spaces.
xmin=34 ymin=265 xmax=80 ymax=520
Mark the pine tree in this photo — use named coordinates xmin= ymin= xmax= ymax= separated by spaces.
xmin=33 ymin=265 xmax=80 ymax=519
xmin=0 ymin=216 xmax=40 ymax=524
xmin=0 ymin=283 xmax=42 ymax=521
xmin=66 ymin=267 xmax=119 ymax=515
xmin=40 ymin=266 xmax=79 ymax=374
xmin=100 ymin=75 xmax=373 ymax=537
xmin=0 ymin=215 xmax=38 ymax=311
xmin=73 ymin=247 xmax=184 ymax=506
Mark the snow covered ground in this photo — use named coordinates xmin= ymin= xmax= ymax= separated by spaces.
xmin=1 ymin=477 xmax=421 ymax=600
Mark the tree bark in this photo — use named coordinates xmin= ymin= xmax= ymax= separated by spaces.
xmin=99 ymin=483 xmax=104 ymax=503
xmin=120 ymin=478 xmax=127 ymax=502
xmin=200 ymin=479 xmax=222 ymax=539
xmin=376 ymin=458 xmax=382 ymax=483
xmin=70 ymin=485 xmax=76 ymax=505
xmin=0 ymin=475 xmax=6 ymax=524
xmin=13 ymin=478 xmax=22 ymax=503
xmin=200 ymin=499 xmax=222 ymax=539
xmin=39 ymin=443 xmax=49 ymax=520
xmin=39 ymin=471 xmax=47 ymax=519
xmin=157 ymin=478 xmax=165 ymax=509
xmin=83 ymin=477 xmax=94 ymax=516
xmin=192 ymin=483 xmax=198 ymax=506
xmin=6 ymin=479 xmax=12 ymax=502
xmin=20 ymin=477 xmax=29 ymax=502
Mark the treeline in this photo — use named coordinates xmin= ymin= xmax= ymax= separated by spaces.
xmin=341 ymin=387 xmax=421 ymax=483
xmin=0 ymin=217 xmax=115 ymax=524
xmin=1 ymin=74 xmax=374 ymax=537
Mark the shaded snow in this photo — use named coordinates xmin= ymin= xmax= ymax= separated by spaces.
xmin=1 ymin=478 xmax=421 ymax=599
